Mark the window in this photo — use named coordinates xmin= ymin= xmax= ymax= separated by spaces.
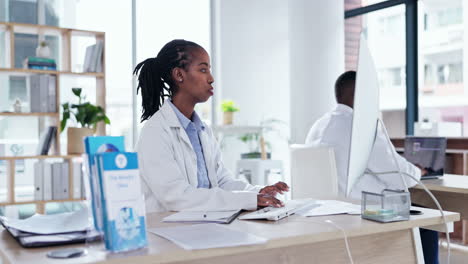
xmin=419 ymin=0 xmax=466 ymax=136
xmin=136 ymin=0 xmax=212 ymax=130
xmin=345 ymin=3 xmax=407 ymax=137
xmin=57 ymin=0 xmax=133 ymax=149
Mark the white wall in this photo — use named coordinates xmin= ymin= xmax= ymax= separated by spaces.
xmin=212 ymin=0 xmax=290 ymax=178
xmin=289 ymin=0 xmax=345 ymax=144
xmin=212 ymin=0 xmax=345 ymax=184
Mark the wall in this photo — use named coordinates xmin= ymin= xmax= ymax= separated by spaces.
xmin=289 ymin=0 xmax=345 ymax=144
xmin=212 ymin=0 xmax=291 ymax=180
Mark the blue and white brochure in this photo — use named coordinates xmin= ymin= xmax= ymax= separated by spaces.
xmin=97 ymin=152 xmax=147 ymax=252
xmin=83 ymin=136 xmax=125 ymax=232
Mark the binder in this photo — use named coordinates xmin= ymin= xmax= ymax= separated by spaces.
xmin=43 ymin=162 xmax=53 ymax=200
xmin=72 ymin=161 xmax=82 ymax=199
xmin=33 ymin=161 xmax=44 ymax=201
xmin=29 ymin=75 xmax=40 ymax=112
xmin=39 ymin=75 xmax=48 ymax=112
xmin=48 ymin=75 xmax=56 ymax=112
xmin=61 ymin=162 xmax=69 ymax=199
xmin=52 ymin=162 xmax=62 ymax=200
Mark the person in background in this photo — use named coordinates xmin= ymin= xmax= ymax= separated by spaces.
xmin=305 ymin=71 xmax=437 ymax=264
xmin=134 ymin=39 xmax=288 ymax=214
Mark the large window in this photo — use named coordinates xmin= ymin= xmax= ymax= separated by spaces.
xmin=136 ymin=0 xmax=212 ymax=132
xmin=345 ymin=2 xmax=407 ymax=137
xmin=346 ymin=0 xmax=468 ymax=137
xmin=419 ymin=0 xmax=467 ymax=136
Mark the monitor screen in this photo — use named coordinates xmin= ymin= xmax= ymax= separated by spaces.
xmin=404 ymin=137 xmax=447 ymax=176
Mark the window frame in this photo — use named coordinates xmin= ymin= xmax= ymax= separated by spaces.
xmin=345 ymin=0 xmax=419 ymax=135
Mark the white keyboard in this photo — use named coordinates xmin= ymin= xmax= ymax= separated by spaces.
xmin=239 ymin=199 xmax=320 ymax=221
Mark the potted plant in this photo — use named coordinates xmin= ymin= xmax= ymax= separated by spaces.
xmin=35 ymin=40 xmax=51 ymax=58
xmin=61 ymin=88 xmax=110 ymax=154
xmin=221 ymin=100 xmax=239 ymax=125
xmin=239 ymin=119 xmax=288 ymax=159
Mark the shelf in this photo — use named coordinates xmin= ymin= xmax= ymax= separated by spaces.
xmin=213 ymin=125 xmax=263 ymax=135
xmin=0 ymin=112 xmax=59 ymax=117
xmin=0 ymin=155 xmax=82 ymax=160
xmin=0 ymin=68 xmax=104 ymax=77
xmin=0 ymin=22 xmax=104 ymax=37
xmin=0 ymin=198 xmax=85 ymax=207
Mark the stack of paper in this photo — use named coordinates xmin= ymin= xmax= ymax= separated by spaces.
xmin=1 ymin=208 xmax=89 ymax=234
xmin=149 ymin=223 xmax=267 ymax=250
xmin=295 ymin=200 xmax=361 ymax=217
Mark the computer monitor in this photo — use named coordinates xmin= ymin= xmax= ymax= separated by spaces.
xmin=345 ymin=36 xmax=380 ymax=197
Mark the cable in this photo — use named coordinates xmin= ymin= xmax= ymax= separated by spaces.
xmin=366 ymin=169 xmax=451 ymax=264
xmin=293 ymin=218 xmax=354 ymax=264
xmin=376 ymin=118 xmax=450 ymax=264
xmin=325 ymin=219 xmax=354 ymax=264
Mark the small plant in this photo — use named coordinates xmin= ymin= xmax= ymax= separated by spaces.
xmin=221 ymin=100 xmax=240 ymax=112
xmin=60 ymin=88 xmax=110 ymax=132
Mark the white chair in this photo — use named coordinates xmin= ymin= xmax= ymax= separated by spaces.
xmin=290 ymin=144 xmax=338 ymax=199
xmin=235 ymin=159 xmax=284 ymax=186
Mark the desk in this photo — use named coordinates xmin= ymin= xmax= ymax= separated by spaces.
xmin=0 ymin=208 xmax=459 ymax=264
xmin=410 ymin=174 xmax=468 ymax=243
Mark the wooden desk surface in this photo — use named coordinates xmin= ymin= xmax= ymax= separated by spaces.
xmin=0 ymin=207 xmax=459 ymax=264
xmin=412 ymin=174 xmax=468 ymax=194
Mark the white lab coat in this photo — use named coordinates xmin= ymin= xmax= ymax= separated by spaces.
xmin=136 ymin=101 xmax=260 ymax=213
xmin=305 ymin=104 xmax=421 ymax=199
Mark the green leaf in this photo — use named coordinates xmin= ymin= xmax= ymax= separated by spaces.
xmin=61 ymin=89 xmax=111 ymax=130
xmin=221 ymin=100 xmax=240 ymax=112
xmin=72 ymin=87 xmax=82 ymax=97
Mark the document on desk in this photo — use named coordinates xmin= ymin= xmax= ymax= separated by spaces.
xmin=149 ymin=223 xmax=267 ymax=250
xmin=296 ymin=200 xmax=361 ymax=217
xmin=0 ymin=208 xmax=89 ymax=234
xmin=162 ymin=210 xmax=241 ymax=224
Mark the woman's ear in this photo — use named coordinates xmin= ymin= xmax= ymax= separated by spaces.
xmin=172 ymin=67 xmax=184 ymax=83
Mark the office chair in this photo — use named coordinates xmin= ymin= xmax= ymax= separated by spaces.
xmin=290 ymin=144 xmax=338 ymax=199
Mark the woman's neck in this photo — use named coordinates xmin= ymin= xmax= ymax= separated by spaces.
xmin=171 ymin=94 xmax=195 ymax=120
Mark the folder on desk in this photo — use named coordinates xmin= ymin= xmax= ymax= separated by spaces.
xmin=0 ymin=224 xmax=101 ymax=248
xmin=0 ymin=209 xmax=101 ymax=248
xmin=162 ymin=210 xmax=242 ymax=224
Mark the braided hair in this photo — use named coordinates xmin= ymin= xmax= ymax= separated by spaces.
xmin=133 ymin=39 xmax=203 ymax=122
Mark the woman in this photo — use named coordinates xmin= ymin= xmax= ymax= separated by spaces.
xmin=135 ymin=39 xmax=288 ymax=213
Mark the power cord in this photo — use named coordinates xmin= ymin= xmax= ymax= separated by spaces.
xmin=293 ymin=218 xmax=354 ymax=264
xmin=325 ymin=219 xmax=354 ymax=264
xmin=366 ymin=169 xmax=450 ymax=264
xmin=375 ymin=118 xmax=450 ymax=264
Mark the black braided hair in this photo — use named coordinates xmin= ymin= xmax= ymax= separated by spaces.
xmin=133 ymin=39 xmax=203 ymax=122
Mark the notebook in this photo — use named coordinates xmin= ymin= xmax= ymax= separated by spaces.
xmin=162 ymin=210 xmax=242 ymax=224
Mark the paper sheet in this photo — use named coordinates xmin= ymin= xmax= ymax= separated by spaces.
xmin=296 ymin=200 xmax=361 ymax=217
xmin=2 ymin=208 xmax=90 ymax=234
xmin=149 ymin=223 xmax=267 ymax=250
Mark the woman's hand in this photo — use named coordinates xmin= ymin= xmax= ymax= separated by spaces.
xmin=257 ymin=193 xmax=284 ymax=208
xmin=259 ymin=181 xmax=290 ymax=196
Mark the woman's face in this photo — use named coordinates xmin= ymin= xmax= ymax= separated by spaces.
xmin=177 ymin=48 xmax=214 ymax=103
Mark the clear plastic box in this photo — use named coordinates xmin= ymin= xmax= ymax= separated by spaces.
xmin=361 ymin=189 xmax=410 ymax=223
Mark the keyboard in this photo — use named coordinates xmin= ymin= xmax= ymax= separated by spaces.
xmin=239 ymin=199 xmax=320 ymax=221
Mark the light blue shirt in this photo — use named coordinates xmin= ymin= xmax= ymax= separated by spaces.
xmin=168 ymin=100 xmax=211 ymax=188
